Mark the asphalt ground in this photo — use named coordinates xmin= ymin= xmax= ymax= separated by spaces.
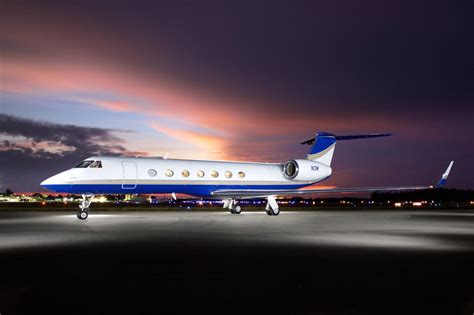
xmin=1 ymin=209 xmax=474 ymax=314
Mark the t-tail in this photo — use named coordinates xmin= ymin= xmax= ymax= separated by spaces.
xmin=301 ymin=132 xmax=392 ymax=166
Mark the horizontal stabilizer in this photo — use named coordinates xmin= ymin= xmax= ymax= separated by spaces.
xmin=301 ymin=133 xmax=391 ymax=145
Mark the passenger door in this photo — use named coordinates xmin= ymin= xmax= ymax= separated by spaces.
xmin=122 ymin=161 xmax=137 ymax=189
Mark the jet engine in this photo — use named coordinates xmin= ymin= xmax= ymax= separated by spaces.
xmin=283 ymin=159 xmax=331 ymax=181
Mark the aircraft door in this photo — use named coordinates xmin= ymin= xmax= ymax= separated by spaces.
xmin=122 ymin=161 xmax=137 ymax=189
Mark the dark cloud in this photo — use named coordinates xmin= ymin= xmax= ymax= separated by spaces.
xmin=0 ymin=114 xmax=146 ymax=191
xmin=2 ymin=0 xmax=473 ymax=117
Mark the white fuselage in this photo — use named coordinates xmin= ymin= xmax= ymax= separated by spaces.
xmin=41 ymin=156 xmax=332 ymax=197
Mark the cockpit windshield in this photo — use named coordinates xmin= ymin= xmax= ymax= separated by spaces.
xmin=75 ymin=160 xmax=94 ymax=168
xmin=90 ymin=161 xmax=102 ymax=168
xmin=75 ymin=160 xmax=103 ymax=168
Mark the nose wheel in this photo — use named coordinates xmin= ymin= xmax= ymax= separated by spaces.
xmin=77 ymin=210 xmax=88 ymax=220
xmin=77 ymin=194 xmax=94 ymax=220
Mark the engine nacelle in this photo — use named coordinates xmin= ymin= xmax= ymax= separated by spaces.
xmin=283 ymin=159 xmax=332 ymax=182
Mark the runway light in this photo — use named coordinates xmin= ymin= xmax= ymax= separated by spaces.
xmin=97 ymin=196 xmax=107 ymax=203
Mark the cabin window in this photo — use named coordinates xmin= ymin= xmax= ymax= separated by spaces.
xmin=197 ymin=170 xmax=205 ymax=178
xmin=89 ymin=161 xmax=102 ymax=168
xmin=211 ymin=170 xmax=219 ymax=178
xmin=238 ymin=171 xmax=245 ymax=178
xmin=225 ymin=171 xmax=232 ymax=178
xmin=74 ymin=160 xmax=94 ymax=168
xmin=165 ymin=169 xmax=174 ymax=177
xmin=182 ymin=170 xmax=190 ymax=177
xmin=148 ymin=169 xmax=157 ymax=177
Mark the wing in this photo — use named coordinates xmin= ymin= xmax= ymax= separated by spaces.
xmin=211 ymin=161 xmax=454 ymax=199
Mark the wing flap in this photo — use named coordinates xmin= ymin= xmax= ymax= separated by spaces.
xmin=211 ymin=185 xmax=429 ymax=198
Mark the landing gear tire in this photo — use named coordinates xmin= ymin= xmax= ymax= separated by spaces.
xmin=234 ymin=205 xmax=242 ymax=214
xmin=230 ymin=206 xmax=242 ymax=214
xmin=77 ymin=210 xmax=88 ymax=220
xmin=266 ymin=208 xmax=280 ymax=216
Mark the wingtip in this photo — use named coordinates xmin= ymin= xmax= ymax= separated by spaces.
xmin=435 ymin=161 xmax=455 ymax=188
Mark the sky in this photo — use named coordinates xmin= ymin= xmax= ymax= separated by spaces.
xmin=0 ymin=0 xmax=473 ymax=192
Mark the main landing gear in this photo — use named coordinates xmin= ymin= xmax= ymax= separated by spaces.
xmin=77 ymin=194 xmax=94 ymax=220
xmin=265 ymin=195 xmax=280 ymax=216
xmin=224 ymin=199 xmax=242 ymax=214
xmin=224 ymin=196 xmax=280 ymax=216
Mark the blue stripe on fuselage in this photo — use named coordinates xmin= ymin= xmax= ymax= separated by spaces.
xmin=42 ymin=183 xmax=310 ymax=197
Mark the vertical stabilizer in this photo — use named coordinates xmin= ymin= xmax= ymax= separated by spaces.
xmin=306 ymin=132 xmax=336 ymax=166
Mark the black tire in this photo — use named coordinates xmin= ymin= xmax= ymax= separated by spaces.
xmin=266 ymin=208 xmax=279 ymax=216
xmin=234 ymin=206 xmax=242 ymax=214
xmin=77 ymin=210 xmax=88 ymax=220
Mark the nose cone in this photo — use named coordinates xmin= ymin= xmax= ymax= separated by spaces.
xmin=41 ymin=171 xmax=73 ymax=192
xmin=40 ymin=176 xmax=53 ymax=186
xmin=40 ymin=174 xmax=60 ymax=191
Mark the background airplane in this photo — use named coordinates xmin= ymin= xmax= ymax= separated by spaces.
xmin=41 ymin=132 xmax=454 ymax=220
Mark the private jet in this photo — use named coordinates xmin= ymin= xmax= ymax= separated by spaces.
xmin=41 ymin=132 xmax=454 ymax=220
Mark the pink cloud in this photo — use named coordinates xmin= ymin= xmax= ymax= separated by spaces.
xmin=1 ymin=53 xmax=431 ymax=165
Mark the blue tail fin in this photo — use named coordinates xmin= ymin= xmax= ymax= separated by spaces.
xmin=302 ymin=132 xmax=391 ymax=166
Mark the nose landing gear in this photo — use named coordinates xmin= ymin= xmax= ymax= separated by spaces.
xmin=77 ymin=194 xmax=94 ymax=220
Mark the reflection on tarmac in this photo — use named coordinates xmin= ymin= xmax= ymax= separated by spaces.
xmin=2 ymin=210 xmax=474 ymax=314
xmin=1 ymin=210 xmax=474 ymax=251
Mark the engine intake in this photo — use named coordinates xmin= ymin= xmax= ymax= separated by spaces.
xmin=283 ymin=160 xmax=299 ymax=179
xmin=283 ymin=159 xmax=331 ymax=182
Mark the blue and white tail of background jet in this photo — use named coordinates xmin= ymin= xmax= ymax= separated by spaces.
xmin=302 ymin=132 xmax=392 ymax=166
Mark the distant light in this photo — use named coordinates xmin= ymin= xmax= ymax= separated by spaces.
xmin=394 ymin=202 xmax=402 ymax=207
xmin=413 ymin=202 xmax=423 ymax=206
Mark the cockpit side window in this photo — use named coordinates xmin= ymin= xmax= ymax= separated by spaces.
xmin=75 ymin=160 xmax=94 ymax=168
xmin=89 ymin=161 xmax=102 ymax=168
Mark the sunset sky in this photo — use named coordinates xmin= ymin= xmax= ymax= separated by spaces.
xmin=1 ymin=1 xmax=473 ymax=192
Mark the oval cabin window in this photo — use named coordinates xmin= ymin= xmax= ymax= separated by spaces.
xmin=211 ymin=170 xmax=219 ymax=178
xmin=148 ymin=169 xmax=157 ymax=177
xmin=181 ymin=170 xmax=190 ymax=177
xmin=197 ymin=170 xmax=205 ymax=178
xmin=238 ymin=171 xmax=245 ymax=178
xmin=165 ymin=169 xmax=174 ymax=177
xmin=225 ymin=171 xmax=232 ymax=178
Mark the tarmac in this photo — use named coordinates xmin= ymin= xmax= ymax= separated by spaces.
xmin=1 ymin=209 xmax=474 ymax=314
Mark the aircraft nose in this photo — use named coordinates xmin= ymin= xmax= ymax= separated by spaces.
xmin=41 ymin=171 xmax=76 ymax=193
xmin=41 ymin=175 xmax=56 ymax=187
